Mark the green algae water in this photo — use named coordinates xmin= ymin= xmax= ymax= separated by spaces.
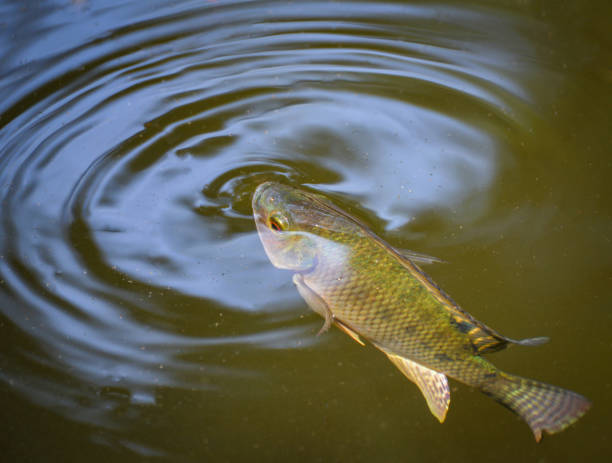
xmin=0 ymin=1 xmax=610 ymax=461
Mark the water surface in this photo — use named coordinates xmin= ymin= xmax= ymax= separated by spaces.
xmin=1 ymin=0 xmax=611 ymax=461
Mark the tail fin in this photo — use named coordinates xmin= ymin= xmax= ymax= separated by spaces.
xmin=482 ymin=372 xmax=591 ymax=442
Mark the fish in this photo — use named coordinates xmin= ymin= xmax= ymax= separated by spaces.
xmin=252 ymin=181 xmax=590 ymax=441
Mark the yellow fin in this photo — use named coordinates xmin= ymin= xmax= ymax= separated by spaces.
xmin=447 ymin=312 xmax=549 ymax=354
xmin=378 ymin=346 xmax=450 ymax=423
xmin=335 ymin=319 xmax=365 ymax=346
xmin=447 ymin=313 xmax=509 ymax=354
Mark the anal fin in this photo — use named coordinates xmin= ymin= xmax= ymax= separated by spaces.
xmin=377 ymin=345 xmax=450 ymax=423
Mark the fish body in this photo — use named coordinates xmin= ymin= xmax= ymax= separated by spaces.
xmin=252 ymin=181 xmax=590 ymax=441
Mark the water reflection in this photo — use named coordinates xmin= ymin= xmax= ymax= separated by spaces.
xmin=0 ymin=0 xmax=607 ymax=460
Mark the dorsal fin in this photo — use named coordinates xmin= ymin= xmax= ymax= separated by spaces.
xmin=305 ymin=190 xmax=548 ymax=354
xmin=443 ymin=298 xmax=548 ymax=354
xmin=387 ymin=247 xmax=549 ymax=355
xmin=448 ymin=313 xmax=509 ymax=354
xmin=307 ymin=192 xmax=444 ymax=265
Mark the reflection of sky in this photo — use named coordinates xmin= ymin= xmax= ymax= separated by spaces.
xmin=0 ymin=0 xmax=544 ymax=347
xmin=253 ymin=95 xmax=497 ymax=229
xmin=0 ymin=0 xmax=564 ymax=451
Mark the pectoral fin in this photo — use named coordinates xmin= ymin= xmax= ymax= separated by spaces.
xmin=293 ymin=274 xmax=365 ymax=345
xmin=293 ymin=274 xmax=333 ymax=335
xmin=377 ymin=346 xmax=450 ymax=423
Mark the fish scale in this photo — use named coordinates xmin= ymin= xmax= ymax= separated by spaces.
xmin=253 ymin=181 xmax=590 ymax=441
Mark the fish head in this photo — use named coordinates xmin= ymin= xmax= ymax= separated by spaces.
xmin=252 ymin=181 xmax=357 ymax=272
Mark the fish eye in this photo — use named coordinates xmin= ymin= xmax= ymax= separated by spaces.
xmin=268 ymin=214 xmax=288 ymax=232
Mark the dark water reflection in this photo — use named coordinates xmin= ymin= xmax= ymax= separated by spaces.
xmin=1 ymin=0 xmax=611 ymax=461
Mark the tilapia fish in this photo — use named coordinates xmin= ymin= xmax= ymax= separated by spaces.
xmin=252 ymin=181 xmax=590 ymax=441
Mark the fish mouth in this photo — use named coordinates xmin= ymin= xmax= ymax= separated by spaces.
xmin=252 ymin=183 xmax=269 ymax=222
xmin=252 ymin=180 xmax=277 ymax=200
xmin=252 ymin=180 xmax=293 ymax=223
xmin=251 ymin=181 xmax=276 ymax=215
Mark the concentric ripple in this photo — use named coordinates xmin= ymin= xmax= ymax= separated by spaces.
xmin=0 ymin=0 xmax=598 ymax=459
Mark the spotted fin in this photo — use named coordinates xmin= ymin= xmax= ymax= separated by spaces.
xmin=391 ymin=250 xmax=547 ymax=354
xmin=449 ymin=313 xmax=549 ymax=354
xmin=481 ymin=372 xmax=591 ymax=442
xmin=377 ymin=345 xmax=450 ymax=423
xmin=380 ymin=242 xmax=550 ymax=354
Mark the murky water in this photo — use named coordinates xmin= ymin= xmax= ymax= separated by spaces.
xmin=1 ymin=0 xmax=611 ymax=461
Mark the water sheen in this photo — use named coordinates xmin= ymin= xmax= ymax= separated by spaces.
xmin=1 ymin=1 xmax=611 ymax=461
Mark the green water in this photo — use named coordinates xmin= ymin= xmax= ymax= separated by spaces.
xmin=0 ymin=0 xmax=610 ymax=461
